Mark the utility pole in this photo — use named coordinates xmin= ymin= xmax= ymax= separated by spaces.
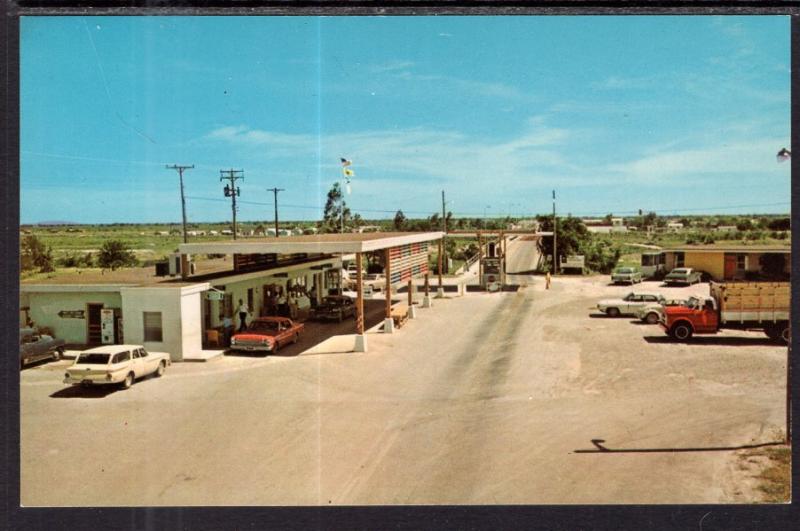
xmin=165 ymin=164 xmax=194 ymax=244
xmin=552 ymin=189 xmax=558 ymax=274
xmin=220 ymin=169 xmax=244 ymax=240
xmin=267 ymin=187 xmax=285 ymax=238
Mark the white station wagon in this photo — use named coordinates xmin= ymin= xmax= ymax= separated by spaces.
xmin=64 ymin=344 xmax=171 ymax=389
xmin=596 ymin=292 xmax=666 ymax=317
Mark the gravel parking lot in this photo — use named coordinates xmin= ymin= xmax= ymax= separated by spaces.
xmin=20 ymin=269 xmax=787 ymax=505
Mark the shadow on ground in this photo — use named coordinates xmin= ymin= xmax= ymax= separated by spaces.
xmin=574 ymin=438 xmax=785 ymax=454
xmin=643 ymin=335 xmax=780 ymax=347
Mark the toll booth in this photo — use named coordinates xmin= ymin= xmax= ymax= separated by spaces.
xmin=481 ymin=257 xmax=503 ymax=291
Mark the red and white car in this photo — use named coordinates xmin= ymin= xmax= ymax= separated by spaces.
xmin=63 ymin=344 xmax=171 ymax=389
xmin=230 ymin=317 xmax=304 ymax=354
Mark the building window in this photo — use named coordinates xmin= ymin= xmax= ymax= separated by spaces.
xmin=737 ymin=254 xmax=747 ymax=271
xmin=143 ymin=312 xmax=163 ymax=342
xmin=675 ymin=252 xmax=685 ymax=267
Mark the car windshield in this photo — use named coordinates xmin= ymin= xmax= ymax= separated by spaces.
xmin=623 ymin=293 xmax=634 ymax=301
xmin=248 ymin=321 xmax=280 ymax=332
xmin=322 ymin=297 xmax=342 ymax=305
xmin=77 ymin=353 xmax=110 ymax=364
xmin=616 ymin=268 xmax=634 ymax=274
xmin=686 ymin=296 xmax=701 ymax=308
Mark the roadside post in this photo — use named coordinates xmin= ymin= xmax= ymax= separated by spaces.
xmin=478 ymin=231 xmax=484 ymax=288
xmin=354 ymin=252 xmax=366 ymax=352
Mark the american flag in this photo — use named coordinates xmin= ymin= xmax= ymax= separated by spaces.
xmin=777 ymin=148 xmax=791 ymax=163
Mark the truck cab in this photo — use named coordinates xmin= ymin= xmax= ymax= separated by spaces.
xmin=660 ymin=296 xmax=719 ymax=339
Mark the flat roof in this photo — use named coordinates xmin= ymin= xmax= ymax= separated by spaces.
xmin=662 ymin=245 xmax=791 ymax=253
xmin=178 ymin=231 xmax=445 ymax=255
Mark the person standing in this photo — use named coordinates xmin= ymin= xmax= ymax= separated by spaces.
xmin=237 ymin=299 xmax=249 ymax=331
xmin=276 ymin=288 xmax=288 ymax=317
xmin=222 ymin=314 xmax=234 ymax=346
xmin=545 ymin=271 xmax=552 ymax=290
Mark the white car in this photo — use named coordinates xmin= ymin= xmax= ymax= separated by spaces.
xmin=596 ymin=292 xmax=666 ymax=318
xmin=64 ymin=345 xmax=171 ymax=389
xmin=362 ymin=273 xmax=385 ymax=292
xmin=635 ymin=298 xmax=688 ymax=324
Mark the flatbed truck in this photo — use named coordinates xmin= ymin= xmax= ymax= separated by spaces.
xmin=660 ymin=281 xmax=790 ymax=344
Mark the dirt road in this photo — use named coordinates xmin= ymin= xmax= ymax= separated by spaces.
xmin=20 ymin=275 xmax=786 ymax=505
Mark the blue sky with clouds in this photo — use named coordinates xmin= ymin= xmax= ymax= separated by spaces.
xmin=21 ymin=15 xmax=790 ymax=224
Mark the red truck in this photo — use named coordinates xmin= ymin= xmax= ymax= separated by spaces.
xmin=660 ymin=281 xmax=790 ymax=344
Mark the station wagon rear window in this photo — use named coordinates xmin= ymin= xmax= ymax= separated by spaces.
xmin=77 ymin=353 xmax=110 ymax=364
xmin=616 ymin=268 xmax=634 ymax=273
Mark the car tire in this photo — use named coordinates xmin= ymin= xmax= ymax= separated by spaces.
xmin=780 ymin=323 xmax=790 ymax=345
xmin=122 ymin=372 xmax=134 ymax=389
xmin=670 ymin=323 xmax=693 ymax=341
xmin=645 ymin=312 xmax=659 ymax=325
xmin=53 ymin=347 xmax=64 ymax=361
xmin=155 ymin=360 xmax=166 ymax=377
xmin=606 ymin=307 xmax=620 ymax=318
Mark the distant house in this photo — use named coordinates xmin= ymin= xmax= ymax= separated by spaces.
xmin=220 ymin=229 xmax=233 ymax=236
xmin=584 ymin=217 xmax=627 ymax=234
xmin=208 ymin=230 xmax=219 ymax=236
xmin=714 ymin=225 xmax=737 ymax=233
xmin=661 ymin=244 xmax=790 ymax=281
xmin=666 ymin=222 xmax=684 ymax=232
xmin=357 ymin=225 xmax=381 ymax=233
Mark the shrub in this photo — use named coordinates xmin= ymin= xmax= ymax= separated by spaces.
xmin=97 ymin=240 xmax=138 ymax=270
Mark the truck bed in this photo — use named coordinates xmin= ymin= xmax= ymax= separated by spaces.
xmin=711 ymin=281 xmax=790 ymax=324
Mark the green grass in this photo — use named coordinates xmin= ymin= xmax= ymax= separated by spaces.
xmin=740 ymin=444 xmax=791 ymax=503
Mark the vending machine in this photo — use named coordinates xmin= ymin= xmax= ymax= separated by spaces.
xmin=100 ymin=308 xmax=116 ymax=344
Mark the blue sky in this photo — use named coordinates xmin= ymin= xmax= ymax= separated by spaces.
xmin=21 ymin=15 xmax=790 ymax=224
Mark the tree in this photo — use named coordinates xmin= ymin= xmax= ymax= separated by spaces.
xmin=393 ymin=209 xmax=407 ymax=231
xmin=21 ymin=235 xmax=54 ymax=272
xmin=322 ymin=182 xmax=351 ymax=233
xmin=97 ymin=240 xmax=138 ymax=271
xmin=428 ymin=212 xmax=440 ymax=231
xmin=767 ymin=217 xmax=790 ymax=231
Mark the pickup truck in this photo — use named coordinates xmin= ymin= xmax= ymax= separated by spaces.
xmin=660 ymin=281 xmax=790 ymax=343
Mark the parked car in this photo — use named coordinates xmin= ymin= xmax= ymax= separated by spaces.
xmin=596 ymin=292 xmax=666 ymax=317
xmin=312 ymin=295 xmax=356 ymax=322
xmin=363 ymin=273 xmax=385 ymax=292
xmin=664 ymin=267 xmax=703 ymax=285
xmin=611 ymin=267 xmax=643 ymax=285
xmin=229 ymin=316 xmax=304 ymax=354
xmin=635 ymin=298 xmax=688 ymax=324
xmin=20 ymin=327 xmax=66 ymax=369
xmin=63 ymin=345 xmax=170 ymax=389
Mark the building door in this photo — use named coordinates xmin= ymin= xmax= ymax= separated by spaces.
xmin=86 ymin=303 xmax=104 ymax=345
xmin=724 ymin=254 xmax=737 ymax=280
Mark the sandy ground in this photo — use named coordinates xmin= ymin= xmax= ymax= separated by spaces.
xmin=20 ymin=242 xmax=788 ymax=506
